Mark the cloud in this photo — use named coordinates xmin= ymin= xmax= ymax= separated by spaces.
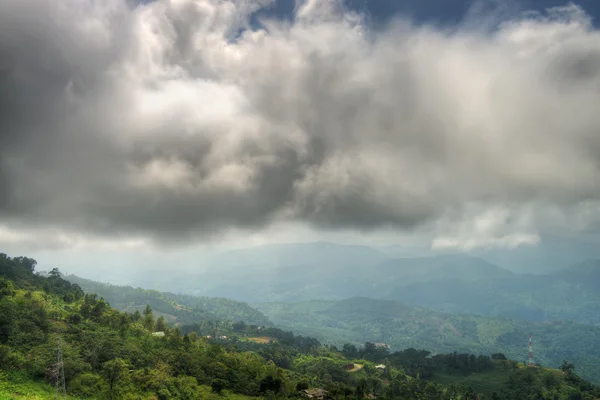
xmin=431 ymin=205 xmax=541 ymax=250
xmin=1 ymin=0 xmax=600 ymax=249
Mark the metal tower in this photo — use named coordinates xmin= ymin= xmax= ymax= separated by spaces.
xmin=54 ymin=337 xmax=66 ymax=399
xmin=528 ymin=334 xmax=534 ymax=367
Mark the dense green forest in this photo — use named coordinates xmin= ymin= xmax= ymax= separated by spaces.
xmin=256 ymin=298 xmax=600 ymax=384
xmin=63 ymin=274 xmax=272 ymax=327
xmin=1 ymin=252 xmax=600 ymax=400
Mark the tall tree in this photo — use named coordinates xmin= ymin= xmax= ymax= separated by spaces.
xmin=102 ymin=358 xmax=128 ymax=400
xmin=143 ymin=305 xmax=155 ymax=331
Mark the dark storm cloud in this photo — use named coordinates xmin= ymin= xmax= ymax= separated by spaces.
xmin=1 ymin=0 xmax=600 ymax=246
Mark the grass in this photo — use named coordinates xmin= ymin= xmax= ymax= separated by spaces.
xmin=430 ymin=363 xmax=512 ymax=396
xmin=0 ymin=372 xmax=263 ymax=400
xmin=0 ymin=370 xmax=78 ymax=400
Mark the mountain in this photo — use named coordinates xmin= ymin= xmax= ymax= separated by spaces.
xmin=256 ymin=297 xmax=600 ymax=384
xmin=359 ymin=256 xmax=600 ymax=323
xmin=63 ymin=274 xmax=272 ymax=327
xmin=473 ymin=234 xmax=600 ymax=274
xmin=173 ymin=245 xmax=506 ymax=303
xmin=152 ymin=243 xmax=600 ymax=324
xmin=3 ymin=251 xmax=600 ymax=400
xmin=177 ymin=242 xmax=388 ymax=302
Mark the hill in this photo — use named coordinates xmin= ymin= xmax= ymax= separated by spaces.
xmin=1 ymin=252 xmax=599 ymax=400
xmin=184 ymin=242 xmax=388 ymax=302
xmin=163 ymin=247 xmax=600 ymax=325
xmin=472 ymin=233 xmax=600 ymax=274
xmin=93 ymin=241 xmax=600 ymax=326
xmin=256 ymin=297 xmax=600 ymax=384
xmin=62 ymin=274 xmax=272 ymax=327
xmin=380 ymin=258 xmax=600 ymax=323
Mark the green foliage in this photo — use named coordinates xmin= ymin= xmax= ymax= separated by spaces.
xmin=1 ymin=251 xmax=599 ymax=400
xmin=64 ymin=274 xmax=271 ymax=327
xmin=212 ymin=378 xmax=228 ymax=393
xmin=69 ymin=373 xmax=107 ymax=398
xmin=257 ymin=297 xmax=600 ymax=384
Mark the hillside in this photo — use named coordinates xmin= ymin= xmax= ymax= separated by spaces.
xmin=471 ymin=234 xmax=600 ymax=274
xmin=1 ymin=252 xmax=600 ymax=400
xmin=63 ymin=274 xmax=272 ymax=327
xmin=379 ymin=258 xmax=600 ymax=324
xmin=151 ymin=244 xmax=600 ymax=325
xmin=256 ymin=297 xmax=600 ymax=384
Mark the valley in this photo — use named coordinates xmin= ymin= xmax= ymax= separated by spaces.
xmin=59 ymin=248 xmax=600 ymax=385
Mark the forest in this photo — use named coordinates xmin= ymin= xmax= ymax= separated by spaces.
xmin=1 ymin=252 xmax=599 ymax=400
xmin=63 ymin=274 xmax=272 ymax=327
xmin=256 ymin=298 xmax=600 ymax=384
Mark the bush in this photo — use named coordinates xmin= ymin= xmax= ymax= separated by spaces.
xmin=211 ymin=378 xmax=227 ymax=394
xmin=69 ymin=372 xmax=107 ymax=397
xmin=158 ymin=387 xmax=172 ymax=399
xmin=296 ymin=379 xmax=309 ymax=391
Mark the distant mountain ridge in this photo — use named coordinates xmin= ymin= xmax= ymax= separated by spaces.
xmin=471 ymin=234 xmax=600 ymax=274
xmin=145 ymin=242 xmax=600 ymax=324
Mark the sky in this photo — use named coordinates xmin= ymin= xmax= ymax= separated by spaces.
xmin=2 ymin=0 xmax=600 ymax=274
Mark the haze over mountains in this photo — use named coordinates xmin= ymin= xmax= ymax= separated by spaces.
xmin=58 ymin=246 xmax=600 ymax=384
xmin=104 ymin=240 xmax=598 ymax=324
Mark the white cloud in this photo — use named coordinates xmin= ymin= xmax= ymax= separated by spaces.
xmin=0 ymin=0 xmax=600 ymax=253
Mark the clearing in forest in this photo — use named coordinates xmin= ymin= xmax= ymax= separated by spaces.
xmin=247 ymin=336 xmax=278 ymax=343
xmin=347 ymin=364 xmax=363 ymax=372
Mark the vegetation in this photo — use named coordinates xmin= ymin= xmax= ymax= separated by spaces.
xmin=1 ymin=252 xmax=600 ymax=400
xmin=64 ymin=274 xmax=272 ymax=327
xmin=156 ymin=245 xmax=600 ymax=326
xmin=256 ymin=297 xmax=600 ymax=384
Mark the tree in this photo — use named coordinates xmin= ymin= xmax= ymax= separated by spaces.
xmin=0 ymin=277 xmax=14 ymax=298
xmin=92 ymin=299 xmax=107 ymax=320
xmin=143 ymin=304 xmax=153 ymax=317
xmin=561 ymin=361 xmax=575 ymax=375
xmin=132 ymin=310 xmax=141 ymax=322
xmin=156 ymin=316 xmax=167 ymax=332
xmin=143 ymin=305 xmax=155 ymax=331
xmin=49 ymin=268 xmax=61 ymax=280
xmin=296 ymin=379 xmax=309 ymax=391
xmin=212 ymin=378 xmax=227 ymax=394
xmin=102 ymin=358 xmax=128 ymax=400
xmin=384 ymin=358 xmax=392 ymax=379
xmin=232 ymin=321 xmax=246 ymax=332
xmin=14 ymin=256 xmax=37 ymax=273
xmin=342 ymin=343 xmax=358 ymax=358
xmin=259 ymin=375 xmax=282 ymax=394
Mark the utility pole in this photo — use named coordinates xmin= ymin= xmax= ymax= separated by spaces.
xmin=528 ymin=334 xmax=534 ymax=367
xmin=55 ymin=337 xmax=66 ymax=399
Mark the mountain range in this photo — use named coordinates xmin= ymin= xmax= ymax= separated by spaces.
xmin=135 ymin=241 xmax=600 ymax=325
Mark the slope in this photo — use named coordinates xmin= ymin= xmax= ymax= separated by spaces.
xmin=2 ymin=251 xmax=599 ymax=400
xmin=63 ymin=274 xmax=272 ymax=327
xmin=256 ymin=297 xmax=600 ymax=384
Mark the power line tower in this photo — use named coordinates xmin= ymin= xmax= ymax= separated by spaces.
xmin=54 ymin=337 xmax=66 ymax=399
xmin=528 ymin=334 xmax=534 ymax=367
